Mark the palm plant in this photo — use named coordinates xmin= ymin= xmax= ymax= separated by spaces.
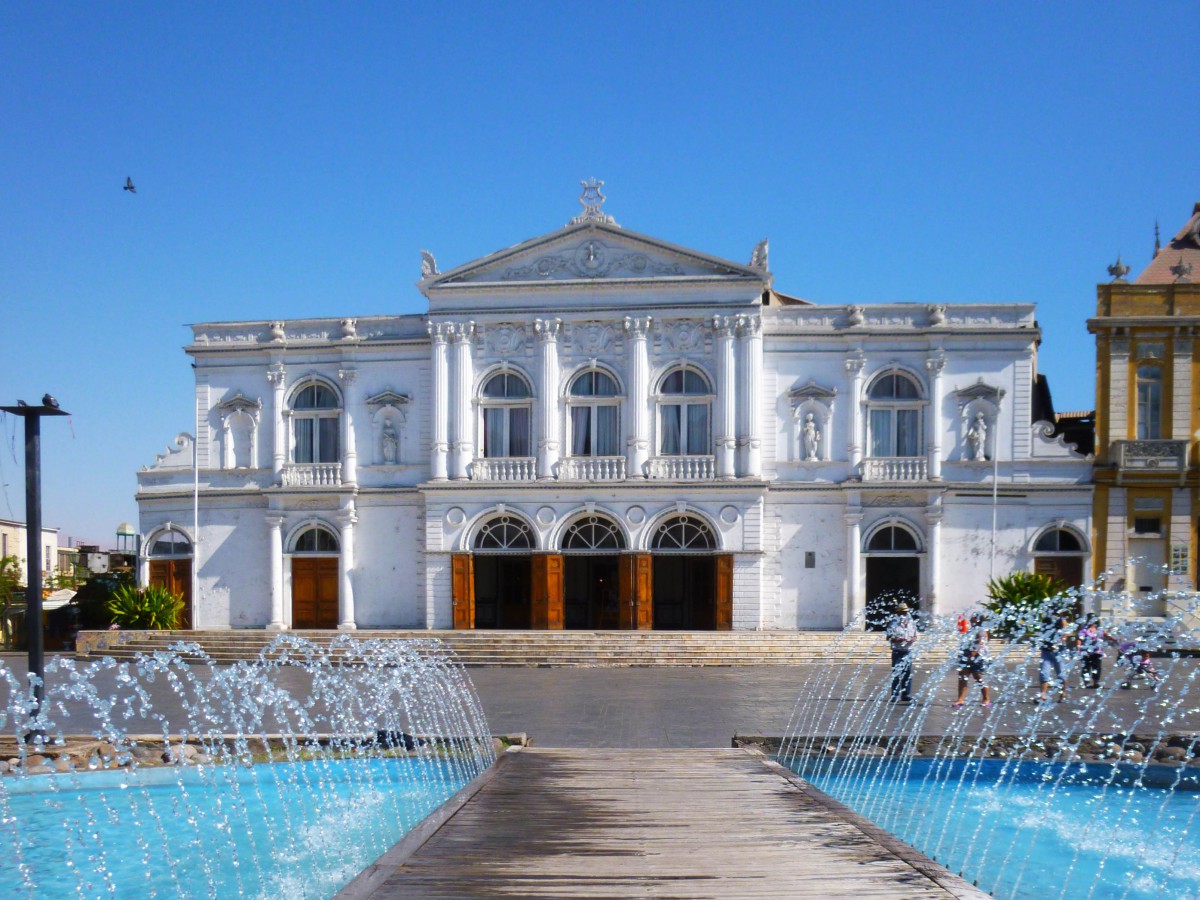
xmin=107 ymin=584 xmax=185 ymax=630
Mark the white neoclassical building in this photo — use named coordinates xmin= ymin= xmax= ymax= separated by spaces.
xmin=136 ymin=186 xmax=1094 ymax=631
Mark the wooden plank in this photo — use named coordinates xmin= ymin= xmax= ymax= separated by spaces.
xmin=350 ymin=748 xmax=988 ymax=899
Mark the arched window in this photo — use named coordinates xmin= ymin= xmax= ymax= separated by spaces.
xmin=473 ymin=515 xmax=535 ymax=551
xmin=481 ymin=372 xmax=533 ymax=458
xmin=293 ymin=527 xmax=340 ymax=553
xmin=568 ymin=370 xmax=621 ymax=457
xmin=867 ymin=526 xmax=919 ymax=552
xmin=562 ymin=515 xmax=626 ymax=551
xmin=866 ymin=372 xmax=922 ymax=458
xmin=149 ymin=529 xmax=191 ymax=557
xmin=659 ymin=368 xmax=712 ymax=456
xmin=1034 ymin=529 xmax=1083 ymax=553
xmin=291 ymin=383 xmax=340 ymax=464
xmin=1136 ymin=365 xmax=1162 ymax=440
xmin=651 ymin=515 xmax=717 ymax=551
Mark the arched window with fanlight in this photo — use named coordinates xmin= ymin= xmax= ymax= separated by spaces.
xmin=1033 ymin=526 xmax=1087 ymax=589
xmin=560 ymin=514 xmax=626 ymax=630
xmin=291 ymin=383 xmax=341 ymax=464
xmin=866 ymin=372 xmax=923 ymax=458
xmin=567 ymin=370 xmax=621 ymax=457
xmin=651 ymin=514 xmax=720 ymax=630
xmin=658 ymin=368 xmax=712 ymax=456
xmin=863 ymin=522 xmax=923 ymax=630
xmin=147 ymin=527 xmax=193 ymax=628
xmin=290 ymin=524 xmax=341 ymax=629
xmin=471 ymin=513 xmax=535 ymax=629
xmin=480 ymin=372 xmax=533 ymax=458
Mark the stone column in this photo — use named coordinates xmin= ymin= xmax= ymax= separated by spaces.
xmin=844 ymin=352 xmax=866 ymax=471
xmin=428 ymin=322 xmax=450 ymax=481
xmin=736 ymin=315 xmax=763 ymax=477
xmin=925 ymin=502 xmax=942 ymax=616
xmin=1107 ymin=337 xmax=1131 ymax=450
xmin=624 ymin=316 xmax=652 ymax=478
xmin=925 ymin=351 xmax=945 ymax=481
xmin=1172 ymin=336 xmax=1193 ymax=441
xmin=266 ymin=515 xmax=286 ymax=630
xmin=535 ymin=318 xmax=562 ymax=479
xmin=714 ymin=315 xmax=737 ymax=479
xmin=338 ymin=367 xmax=357 ymax=487
xmin=844 ymin=508 xmax=863 ymax=628
xmin=268 ymin=363 xmax=286 ymax=485
xmin=338 ymin=508 xmax=357 ymax=630
xmin=450 ymin=322 xmax=475 ymax=480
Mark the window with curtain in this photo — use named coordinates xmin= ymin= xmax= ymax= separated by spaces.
xmin=481 ymin=372 xmax=533 ymax=457
xmin=659 ymin=368 xmax=711 ymax=456
xmin=291 ymin=383 xmax=340 ymax=463
xmin=865 ymin=372 xmax=922 ymax=458
xmin=568 ymin=370 xmax=621 ymax=456
xmin=1136 ymin=365 xmax=1162 ymax=440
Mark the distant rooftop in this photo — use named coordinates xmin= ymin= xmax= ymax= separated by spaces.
xmin=1136 ymin=201 xmax=1200 ymax=284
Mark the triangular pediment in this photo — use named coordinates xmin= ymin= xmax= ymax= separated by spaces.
xmin=420 ymin=222 xmax=767 ymax=292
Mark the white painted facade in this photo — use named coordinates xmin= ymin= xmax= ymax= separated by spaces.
xmin=136 ymin=196 xmax=1093 ymax=630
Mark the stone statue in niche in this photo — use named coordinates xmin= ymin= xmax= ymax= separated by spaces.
xmin=382 ymin=420 xmax=399 ymax=465
xmin=802 ymin=413 xmax=821 ymax=461
xmin=967 ymin=412 xmax=988 ymax=461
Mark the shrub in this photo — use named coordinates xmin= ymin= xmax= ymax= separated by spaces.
xmin=73 ymin=573 xmax=131 ymax=629
xmin=983 ymin=571 xmax=1073 ymax=639
xmin=107 ymin=584 xmax=185 ymax=630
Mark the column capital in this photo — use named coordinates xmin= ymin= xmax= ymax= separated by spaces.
xmin=734 ymin=314 xmax=761 ymax=337
xmin=844 ymin=352 xmax=866 ymax=375
xmin=337 ymin=366 xmax=357 ymax=385
xmin=427 ymin=320 xmax=453 ymax=342
xmin=623 ymin=315 xmax=652 ymax=337
xmin=843 ymin=511 xmax=863 ymax=526
xmin=712 ymin=315 xmax=736 ymax=337
xmin=336 ymin=510 xmax=358 ymax=528
xmin=265 ymin=514 xmax=286 ymax=529
xmin=925 ymin=350 xmax=946 ymax=375
xmin=449 ymin=321 xmax=476 ymax=342
xmin=924 ymin=506 xmax=944 ymax=525
xmin=534 ymin=317 xmax=563 ymax=340
xmin=267 ymin=363 xmax=286 ymax=386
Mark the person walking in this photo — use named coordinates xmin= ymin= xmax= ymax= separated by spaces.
xmin=952 ymin=613 xmax=992 ymax=708
xmin=886 ymin=602 xmax=919 ymax=703
xmin=1037 ymin=611 xmax=1070 ymax=703
xmin=1076 ymin=614 xmax=1111 ymax=689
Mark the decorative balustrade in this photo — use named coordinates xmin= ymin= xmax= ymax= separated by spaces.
xmin=282 ymin=463 xmax=343 ymax=487
xmin=861 ymin=457 xmax=927 ymax=482
xmin=558 ymin=456 xmax=626 ymax=482
xmin=1114 ymin=440 xmax=1189 ymax=473
xmin=646 ymin=455 xmax=716 ymax=481
xmin=470 ymin=457 xmax=536 ymax=482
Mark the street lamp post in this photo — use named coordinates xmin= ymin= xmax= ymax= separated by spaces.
xmin=0 ymin=398 xmax=69 ymax=739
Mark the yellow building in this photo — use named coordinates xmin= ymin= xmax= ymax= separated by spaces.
xmin=1090 ymin=202 xmax=1200 ymax=615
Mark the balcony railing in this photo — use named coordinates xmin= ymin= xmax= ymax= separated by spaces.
xmin=1114 ymin=440 xmax=1189 ymax=473
xmin=282 ymin=462 xmax=342 ymax=487
xmin=861 ymin=457 xmax=927 ymax=482
xmin=647 ymin=455 xmax=716 ymax=481
xmin=558 ymin=456 xmax=626 ymax=482
xmin=470 ymin=457 xmax=536 ymax=482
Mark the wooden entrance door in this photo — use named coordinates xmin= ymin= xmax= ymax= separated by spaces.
xmin=618 ymin=554 xmax=653 ymax=630
xmin=652 ymin=556 xmax=717 ymax=629
xmin=531 ymin=554 xmax=564 ymax=629
xmin=149 ymin=558 xmax=193 ymax=629
xmin=1033 ymin=557 xmax=1084 ymax=590
xmin=292 ymin=557 xmax=339 ymax=629
xmin=865 ymin=557 xmax=920 ymax=630
xmin=564 ymin=556 xmax=620 ymax=629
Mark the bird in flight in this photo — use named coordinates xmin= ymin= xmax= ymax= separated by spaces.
xmin=123 ymin=177 xmax=136 ymax=193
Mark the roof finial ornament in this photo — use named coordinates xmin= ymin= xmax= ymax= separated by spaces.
xmin=570 ymin=178 xmax=617 ymax=226
xmin=1170 ymin=256 xmax=1193 ymax=282
xmin=749 ymin=238 xmax=769 ymax=271
xmin=420 ymin=249 xmax=439 ymax=280
xmin=1154 ymin=219 xmax=1161 ymax=257
xmin=1107 ymin=256 xmax=1130 ymax=283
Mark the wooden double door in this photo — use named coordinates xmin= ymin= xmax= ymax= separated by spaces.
xmin=292 ymin=557 xmax=339 ymax=629
xmin=149 ymin=558 xmax=193 ymax=629
xmin=453 ymin=552 xmax=733 ymax=631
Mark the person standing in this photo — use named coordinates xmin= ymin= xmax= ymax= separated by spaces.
xmin=1037 ymin=611 xmax=1070 ymax=703
xmin=886 ymin=602 xmax=919 ymax=703
xmin=1076 ymin=614 xmax=1110 ymax=689
xmin=952 ymin=613 xmax=992 ymax=708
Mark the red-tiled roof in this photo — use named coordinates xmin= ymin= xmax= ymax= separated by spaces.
xmin=1135 ymin=202 xmax=1200 ymax=284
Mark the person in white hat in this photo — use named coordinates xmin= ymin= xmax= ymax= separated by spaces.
xmin=886 ymin=601 xmax=919 ymax=702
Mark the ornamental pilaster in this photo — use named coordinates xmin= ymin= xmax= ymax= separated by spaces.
xmin=268 ymin=363 xmax=287 ymax=485
xmin=713 ymin=316 xmax=738 ymax=479
xmin=427 ymin=322 xmax=451 ymax=480
xmin=449 ymin=322 xmax=476 ymax=479
xmin=338 ymin=367 xmax=358 ymax=486
xmin=844 ymin=352 xmax=866 ymax=470
xmin=266 ymin=515 xmax=286 ymax=630
xmin=535 ymin=318 xmax=562 ymax=479
xmin=843 ymin=508 xmax=863 ymax=628
xmin=624 ymin=316 xmax=652 ymax=478
xmin=337 ymin=508 xmax=358 ymax=630
xmin=924 ymin=503 xmax=943 ymax=616
xmin=925 ymin=351 xmax=945 ymax=481
xmin=735 ymin=315 xmax=763 ymax=477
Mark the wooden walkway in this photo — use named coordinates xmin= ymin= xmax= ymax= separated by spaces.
xmin=341 ymin=748 xmax=987 ymax=899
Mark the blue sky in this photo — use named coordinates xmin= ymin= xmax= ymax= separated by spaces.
xmin=1 ymin=2 xmax=1196 ymax=546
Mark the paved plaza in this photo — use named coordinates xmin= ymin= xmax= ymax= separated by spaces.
xmin=2 ymin=654 xmax=1195 ymax=746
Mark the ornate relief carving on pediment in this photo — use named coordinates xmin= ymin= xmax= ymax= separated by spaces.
xmin=863 ymin=491 xmax=922 ymax=508
xmin=216 ymin=392 xmax=262 ymax=415
xmin=499 ymin=238 xmax=687 ymax=281
xmin=659 ymin=319 xmax=709 ymax=353
xmin=366 ymin=390 xmax=412 ymax=410
xmin=567 ymin=320 xmax=618 ymax=355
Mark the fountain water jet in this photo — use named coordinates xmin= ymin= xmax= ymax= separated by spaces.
xmin=779 ymin=563 xmax=1200 ymax=899
xmin=0 ymin=634 xmax=495 ymax=897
